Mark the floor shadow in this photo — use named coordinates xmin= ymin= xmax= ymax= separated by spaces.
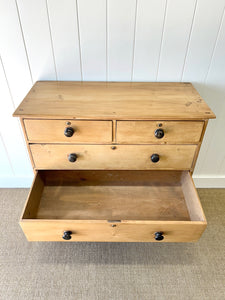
xmin=33 ymin=240 xmax=201 ymax=266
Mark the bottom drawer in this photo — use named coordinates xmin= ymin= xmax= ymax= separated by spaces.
xmin=20 ymin=170 xmax=206 ymax=242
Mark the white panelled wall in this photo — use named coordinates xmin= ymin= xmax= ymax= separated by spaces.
xmin=0 ymin=0 xmax=225 ymax=187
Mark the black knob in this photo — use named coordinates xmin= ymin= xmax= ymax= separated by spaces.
xmin=68 ymin=153 xmax=77 ymax=162
xmin=64 ymin=127 xmax=74 ymax=137
xmin=154 ymin=232 xmax=164 ymax=241
xmin=151 ymin=153 xmax=160 ymax=163
xmin=62 ymin=231 xmax=72 ymax=240
xmin=155 ymin=128 xmax=164 ymax=139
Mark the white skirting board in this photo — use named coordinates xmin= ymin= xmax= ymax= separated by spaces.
xmin=193 ymin=175 xmax=225 ymax=188
xmin=0 ymin=176 xmax=33 ymax=188
xmin=0 ymin=175 xmax=225 ymax=188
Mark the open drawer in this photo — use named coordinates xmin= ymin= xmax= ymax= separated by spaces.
xmin=20 ymin=170 xmax=206 ymax=242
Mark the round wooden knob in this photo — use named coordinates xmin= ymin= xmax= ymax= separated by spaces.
xmin=154 ymin=232 xmax=164 ymax=241
xmin=151 ymin=153 xmax=160 ymax=163
xmin=62 ymin=231 xmax=72 ymax=240
xmin=64 ymin=127 xmax=74 ymax=137
xmin=68 ymin=153 xmax=77 ymax=162
xmin=155 ymin=128 xmax=164 ymax=139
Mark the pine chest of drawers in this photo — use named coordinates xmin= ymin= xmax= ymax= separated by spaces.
xmin=13 ymin=81 xmax=215 ymax=242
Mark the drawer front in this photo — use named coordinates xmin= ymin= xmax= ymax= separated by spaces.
xmin=24 ymin=119 xmax=112 ymax=143
xmin=20 ymin=221 xmax=206 ymax=242
xmin=30 ymin=144 xmax=197 ymax=170
xmin=117 ymin=121 xmax=204 ymax=144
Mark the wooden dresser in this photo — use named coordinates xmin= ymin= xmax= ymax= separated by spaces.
xmin=13 ymin=81 xmax=215 ymax=242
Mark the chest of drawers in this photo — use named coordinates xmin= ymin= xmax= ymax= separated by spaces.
xmin=13 ymin=81 xmax=215 ymax=242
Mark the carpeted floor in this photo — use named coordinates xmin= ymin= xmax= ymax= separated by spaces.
xmin=0 ymin=188 xmax=224 ymax=300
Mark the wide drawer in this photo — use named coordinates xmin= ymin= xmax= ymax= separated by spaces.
xmin=24 ymin=119 xmax=112 ymax=143
xmin=30 ymin=144 xmax=197 ymax=170
xmin=117 ymin=121 xmax=204 ymax=144
xmin=20 ymin=170 xmax=206 ymax=242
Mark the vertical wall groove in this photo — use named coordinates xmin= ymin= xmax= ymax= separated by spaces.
xmin=180 ymin=0 xmax=198 ymax=81
xmin=46 ymin=0 xmax=58 ymax=80
xmin=106 ymin=0 xmax=108 ymax=81
xmin=75 ymin=0 xmax=83 ymax=81
xmin=197 ymin=5 xmax=225 ymax=174
xmin=0 ymin=56 xmax=14 ymax=109
xmin=0 ymin=56 xmax=31 ymax=170
xmin=0 ymin=134 xmax=15 ymax=175
xmin=131 ymin=0 xmax=138 ymax=82
xmin=0 ymin=58 xmax=15 ymax=175
xmin=156 ymin=0 xmax=168 ymax=81
xmin=14 ymin=0 xmax=34 ymax=84
xmin=203 ymin=5 xmax=225 ymax=84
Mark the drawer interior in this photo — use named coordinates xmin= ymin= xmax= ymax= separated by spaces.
xmin=22 ymin=170 xmax=205 ymax=222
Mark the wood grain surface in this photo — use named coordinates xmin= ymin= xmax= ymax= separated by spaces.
xmin=30 ymin=144 xmax=197 ymax=170
xmin=20 ymin=221 xmax=206 ymax=242
xmin=20 ymin=170 xmax=206 ymax=242
xmin=13 ymin=82 xmax=215 ymax=120
xmin=24 ymin=119 xmax=112 ymax=143
xmin=117 ymin=121 xmax=204 ymax=144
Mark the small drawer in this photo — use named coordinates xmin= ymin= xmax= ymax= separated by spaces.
xmin=20 ymin=170 xmax=206 ymax=242
xmin=24 ymin=119 xmax=112 ymax=143
xmin=30 ymin=144 xmax=197 ymax=170
xmin=117 ymin=121 xmax=204 ymax=144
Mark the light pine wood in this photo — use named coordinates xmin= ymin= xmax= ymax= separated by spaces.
xmin=36 ymin=185 xmax=190 ymax=220
xmin=30 ymin=144 xmax=197 ymax=170
xmin=117 ymin=121 xmax=204 ymax=144
xmin=190 ymin=120 xmax=208 ymax=173
xmin=20 ymin=221 xmax=206 ymax=242
xmin=20 ymin=170 xmax=206 ymax=242
xmin=21 ymin=172 xmax=44 ymax=219
xmin=112 ymin=120 xmax=117 ymax=143
xmin=20 ymin=118 xmax=35 ymax=170
xmin=24 ymin=119 xmax=112 ymax=143
xmin=13 ymin=81 xmax=214 ymax=242
xmin=38 ymin=170 xmax=183 ymax=186
xmin=181 ymin=172 xmax=206 ymax=221
xmin=13 ymin=81 xmax=215 ymax=120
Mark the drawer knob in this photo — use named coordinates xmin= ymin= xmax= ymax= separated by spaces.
xmin=62 ymin=231 xmax=72 ymax=240
xmin=155 ymin=128 xmax=164 ymax=139
xmin=68 ymin=153 xmax=77 ymax=162
xmin=64 ymin=127 xmax=74 ymax=137
xmin=151 ymin=153 xmax=160 ymax=163
xmin=154 ymin=232 xmax=164 ymax=241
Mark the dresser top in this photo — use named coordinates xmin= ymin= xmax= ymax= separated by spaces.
xmin=13 ymin=81 xmax=215 ymax=120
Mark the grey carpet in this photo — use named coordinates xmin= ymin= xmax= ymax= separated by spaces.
xmin=0 ymin=188 xmax=224 ymax=300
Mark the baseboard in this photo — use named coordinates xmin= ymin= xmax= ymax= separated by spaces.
xmin=0 ymin=176 xmax=33 ymax=188
xmin=193 ymin=175 xmax=225 ymax=188
xmin=0 ymin=175 xmax=224 ymax=188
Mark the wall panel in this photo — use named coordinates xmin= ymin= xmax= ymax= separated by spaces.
xmin=47 ymin=0 xmax=81 ymax=80
xmin=78 ymin=0 xmax=106 ymax=81
xmin=195 ymin=12 xmax=225 ymax=175
xmin=0 ymin=0 xmax=32 ymax=106
xmin=157 ymin=0 xmax=196 ymax=81
xmin=0 ymin=135 xmax=13 ymax=178
xmin=0 ymin=0 xmax=225 ymax=187
xmin=107 ymin=0 xmax=137 ymax=81
xmin=0 ymin=57 xmax=32 ymax=181
xmin=17 ymin=0 xmax=56 ymax=81
xmin=133 ymin=0 xmax=166 ymax=81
